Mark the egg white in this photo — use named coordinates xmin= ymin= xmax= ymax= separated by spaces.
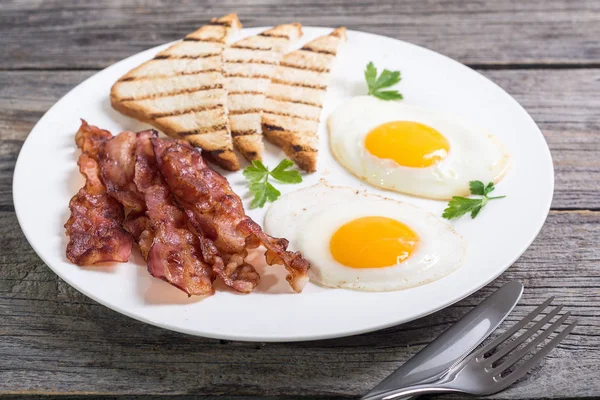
xmin=264 ymin=182 xmax=467 ymax=291
xmin=328 ymin=96 xmax=511 ymax=200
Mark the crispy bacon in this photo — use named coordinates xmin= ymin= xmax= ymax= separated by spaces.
xmin=68 ymin=121 xmax=306 ymax=294
xmin=87 ymin=127 xmax=155 ymax=260
xmin=152 ymin=138 xmax=310 ymax=293
xmin=135 ymin=131 xmax=215 ymax=296
xmin=99 ymin=131 xmax=145 ymax=212
xmin=65 ymin=154 xmax=133 ymax=265
xmin=75 ymin=119 xmax=111 ymax=160
xmin=122 ymin=211 xmax=153 ymax=260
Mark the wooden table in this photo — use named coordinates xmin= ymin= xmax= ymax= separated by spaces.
xmin=1 ymin=1 xmax=599 ymax=398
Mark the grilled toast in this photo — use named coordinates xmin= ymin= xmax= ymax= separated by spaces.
xmin=110 ymin=14 xmax=242 ymax=171
xmin=262 ymin=28 xmax=347 ymax=172
xmin=224 ymin=24 xmax=302 ymax=162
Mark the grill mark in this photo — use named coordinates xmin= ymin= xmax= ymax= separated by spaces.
xmin=209 ymin=20 xmax=233 ymax=27
xmin=292 ymin=144 xmax=317 ymax=153
xmin=229 ymin=108 xmax=262 ymax=115
xmin=123 ymin=87 xmax=224 ymax=103
xmin=225 ymin=72 xmax=271 ymax=79
xmin=224 ymin=59 xmax=276 ymax=65
xmin=263 ymin=109 xmax=319 ymax=121
xmin=262 ymin=123 xmax=285 ymax=131
xmin=301 ymin=46 xmax=337 ymax=55
xmin=207 ymin=149 xmax=226 ymax=155
xmin=150 ymin=103 xmax=223 ymax=119
xmin=183 ymin=37 xmax=225 ymax=44
xmin=270 ymin=78 xmax=327 ymax=90
xmin=179 ymin=123 xmax=228 ymax=136
xmin=232 ymin=44 xmax=274 ymax=51
xmin=259 ymin=32 xmax=291 ymax=39
xmin=119 ymin=84 xmax=222 ymax=101
xmin=156 ymin=53 xmax=222 ymax=60
xmin=231 ymin=129 xmax=260 ymax=137
xmin=120 ymin=69 xmax=222 ymax=82
xmin=266 ymin=94 xmax=322 ymax=107
xmin=229 ymin=90 xmax=263 ymax=95
xmin=279 ymin=62 xmax=330 ymax=73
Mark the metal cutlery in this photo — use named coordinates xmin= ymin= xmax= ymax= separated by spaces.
xmin=362 ymin=281 xmax=523 ymax=400
xmin=364 ymin=296 xmax=577 ymax=399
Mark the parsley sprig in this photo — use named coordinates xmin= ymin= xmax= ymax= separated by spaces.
xmin=243 ymin=159 xmax=302 ymax=209
xmin=365 ymin=62 xmax=403 ymax=101
xmin=442 ymin=181 xmax=506 ymax=220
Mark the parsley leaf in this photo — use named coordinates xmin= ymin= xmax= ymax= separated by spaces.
xmin=269 ymin=159 xmax=302 ymax=183
xmin=469 ymin=180 xmax=485 ymax=196
xmin=244 ymin=159 xmax=302 ymax=208
xmin=265 ymin=182 xmax=281 ymax=202
xmin=375 ymin=69 xmax=401 ymax=89
xmin=442 ymin=180 xmax=506 ymax=220
xmin=365 ymin=62 xmax=403 ymax=101
xmin=243 ymin=160 xmax=269 ymax=182
xmin=372 ymin=90 xmax=403 ymax=101
xmin=249 ymin=181 xmax=268 ymax=209
xmin=365 ymin=62 xmax=378 ymax=90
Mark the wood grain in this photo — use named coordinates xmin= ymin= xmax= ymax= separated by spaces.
xmin=1 ymin=69 xmax=599 ymax=210
xmin=0 ymin=209 xmax=598 ymax=398
xmin=1 ymin=0 xmax=599 ymax=398
xmin=1 ymin=0 xmax=599 ymax=69
xmin=0 ymin=69 xmax=599 ymax=399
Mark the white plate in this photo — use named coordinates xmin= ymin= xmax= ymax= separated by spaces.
xmin=13 ymin=27 xmax=553 ymax=342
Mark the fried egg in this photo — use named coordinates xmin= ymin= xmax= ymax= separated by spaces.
xmin=264 ymin=182 xmax=467 ymax=291
xmin=328 ymin=96 xmax=511 ymax=199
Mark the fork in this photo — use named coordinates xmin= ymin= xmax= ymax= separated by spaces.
xmin=370 ymin=297 xmax=577 ymax=400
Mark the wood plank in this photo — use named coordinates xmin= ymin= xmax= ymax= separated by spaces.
xmin=0 ymin=209 xmax=598 ymax=398
xmin=1 ymin=0 xmax=599 ymax=69
xmin=1 ymin=69 xmax=599 ymax=209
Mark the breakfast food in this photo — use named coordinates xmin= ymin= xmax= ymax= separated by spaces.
xmin=67 ymin=18 xmax=514 ymax=301
xmin=65 ymin=120 xmax=310 ymax=295
xmin=135 ymin=130 xmax=216 ymax=295
xmin=264 ymin=182 xmax=467 ymax=291
xmin=110 ymin=14 xmax=242 ymax=171
xmin=65 ymin=121 xmax=133 ymax=265
xmin=225 ymin=24 xmax=303 ymax=161
xmin=328 ymin=96 xmax=511 ymax=199
xmin=262 ymin=27 xmax=347 ymax=172
xmin=65 ymin=153 xmax=133 ymax=265
xmin=153 ymin=139 xmax=311 ymax=292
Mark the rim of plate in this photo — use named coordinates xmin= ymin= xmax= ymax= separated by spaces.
xmin=12 ymin=27 xmax=554 ymax=342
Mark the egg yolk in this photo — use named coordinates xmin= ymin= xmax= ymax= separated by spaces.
xmin=329 ymin=216 xmax=419 ymax=268
xmin=365 ymin=121 xmax=450 ymax=167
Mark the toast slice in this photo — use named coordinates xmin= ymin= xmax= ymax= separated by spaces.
xmin=262 ymin=28 xmax=346 ymax=172
xmin=223 ymin=24 xmax=302 ymax=162
xmin=110 ymin=14 xmax=242 ymax=171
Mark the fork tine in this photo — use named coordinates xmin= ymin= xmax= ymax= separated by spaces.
xmin=476 ymin=297 xmax=554 ymax=359
xmin=484 ymin=305 xmax=563 ymax=367
xmin=494 ymin=311 xmax=571 ymax=376
xmin=493 ymin=319 xmax=577 ymax=389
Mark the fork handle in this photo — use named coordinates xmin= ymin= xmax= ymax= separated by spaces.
xmin=362 ymin=381 xmax=459 ymax=400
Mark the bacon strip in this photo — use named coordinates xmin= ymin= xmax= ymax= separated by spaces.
xmin=134 ymin=131 xmax=215 ymax=295
xmin=75 ymin=119 xmax=112 ymax=160
xmin=99 ymin=130 xmax=145 ymax=212
xmin=65 ymin=121 xmax=133 ymax=265
xmin=68 ymin=121 xmax=307 ymax=294
xmin=152 ymin=138 xmax=310 ymax=292
xmin=122 ymin=210 xmax=154 ymax=260
xmin=65 ymin=153 xmax=133 ymax=265
xmin=96 ymin=129 xmax=156 ymax=258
